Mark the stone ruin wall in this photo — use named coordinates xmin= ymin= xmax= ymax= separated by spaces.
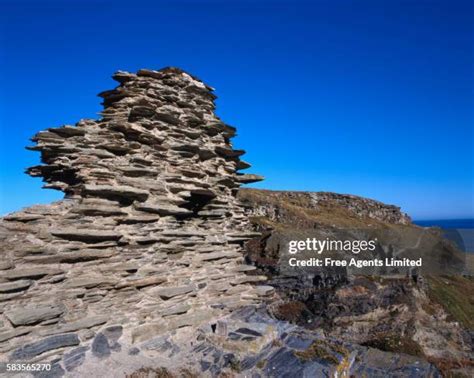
xmin=0 ymin=68 xmax=272 ymax=363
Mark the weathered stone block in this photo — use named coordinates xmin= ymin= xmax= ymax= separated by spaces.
xmin=41 ymin=315 xmax=108 ymax=336
xmin=91 ymin=332 xmax=111 ymax=358
xmin=83 ymin=184 xmax=149 ymax=202
xmin=5 ymin=303 xmax=65 ymax=326
xmin=0 ymin=279 xmax=33 ymax=293
xmin=160 ymin=304 xmax=191 ymax=317
xmin=151 ymin=285 xmax=195 ymax=300
xmin=2 ymin=267 xmax=63 ymax=280
xmin=50 ymin=228 xmax=122 ymax=242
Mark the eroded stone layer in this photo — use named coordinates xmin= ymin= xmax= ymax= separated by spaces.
xmin=0 ymin=67 xmax=267 ymax=363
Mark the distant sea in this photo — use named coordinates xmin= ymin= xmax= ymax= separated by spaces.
xmin=414 ymin=219 xmax=474 ymax=229
xmin=414 ymin=219 xmax=474 ymax=253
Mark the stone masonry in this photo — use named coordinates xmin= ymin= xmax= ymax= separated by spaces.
xmin=0 ymin=67 xmax=268 ymax=364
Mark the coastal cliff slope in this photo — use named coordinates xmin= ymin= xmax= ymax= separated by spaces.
xmin=239 ymin=188 xmax=473 ymax=376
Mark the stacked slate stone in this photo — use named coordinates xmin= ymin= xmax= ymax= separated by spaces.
xmin=0 ymin=68 xmax=269 ymax=364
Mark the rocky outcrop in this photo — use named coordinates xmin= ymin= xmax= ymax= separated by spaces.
xmin=238 ymin=188 xmax=411 ymax=226
xmin=0 ymin=67 xmax=267 ymax=368
xmin=309 ymin=192 xmax=411 ymax=224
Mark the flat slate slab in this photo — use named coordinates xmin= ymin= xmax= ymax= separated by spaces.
xmin=24 ymin=249 xmax=115 ymax=264
xmin=4 ymin=303 xmax=65 ymax=326
xmin=135 ymin=202 xmax=192 ymax=216
xmin=41 ymin=315 xmax=108 ymax=336
xmin=83 ymin=184 xmax=149 ymax=202
xmin=0 ymin=279 xmax=33 ymax=293
xmin=10 ymin=333 xmax=79 ymax=360
xmin=151 ymin=285 xmax=195 ymax=300
xmin=50 ymin=228 xmax=122 ymax=242
xmin=2 ymin=267 xmax=63 ymax=280
xmin=63 ymin=346 xmax=88 ymax=372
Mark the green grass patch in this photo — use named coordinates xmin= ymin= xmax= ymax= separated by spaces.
xmin=426 ymin=275 xmax=474 ymax=330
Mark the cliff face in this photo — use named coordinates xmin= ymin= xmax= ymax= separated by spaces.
xmin=0 ymin=68 xmax=269 ymax=362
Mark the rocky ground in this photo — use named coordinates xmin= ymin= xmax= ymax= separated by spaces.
xmin=0 ymin=67 xmax=471 ymax=377
xmin=239 ymin=188 xmax=474 ymax=377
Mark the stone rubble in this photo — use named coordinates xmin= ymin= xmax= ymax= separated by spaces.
xmin=67 ymin=306 xmax=440 ymax=378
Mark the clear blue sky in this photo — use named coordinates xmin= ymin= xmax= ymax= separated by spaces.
xmin=0 ymin=0 xmax=472 ymax=220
